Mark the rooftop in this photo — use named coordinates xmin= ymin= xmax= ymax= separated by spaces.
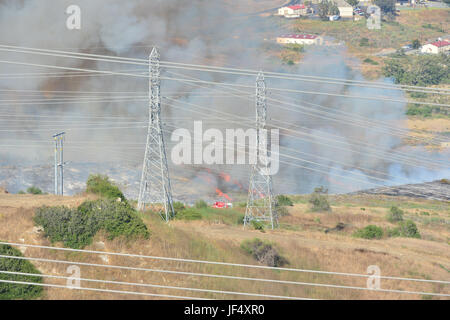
xmin=278 ymin=34 xmax=318 ymax=40
xmin=430 ymin=40 xmax=450 ymax=48
xmin=287 ymin=4 xmax=306 ymax=10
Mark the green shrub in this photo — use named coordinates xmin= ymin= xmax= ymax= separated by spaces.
xmin=241 ymin=238 xmax=288 ymax=267
xmin=359 ymin=38 xmax=369 ymax=47
xmin=309 ymin=187 xmax=331 ymax=212
xmin=250 ymin=220 xmax=265 ymax=232
xmin=386 ymin=206 xmax=404 ymax=223
xmin=276 ymin=195 xmax=293 ymax=206
xmin=175 ymin=208 xmax=202 ymax=221
xmin=194 ymin=200 xmax=208 ymax=209
xmin=390 ymin=220 xmax=421 ymax=239
xmin=383 ymin=54 xmax=450 ymax=87
xmin=34 ymin=199 xmax=149 ymax=249
xmin=17 ymin=191 xmax=25 ymax=195
xmin=26 ymin=186 xmax=43 ymax=195
xmin=286 ymin=44 xmax=305 ymax=53
xmin=0 ymin=244 xmax=43 ymax=300
xmin=406 ymin=105 xmax=433 ymax=117
xmin=363 ymin=58 xmax=379 ymax=65
xmin=34 ymin=206 xmax=94 ymax=248
xmin=353 ymin=225 xmax=384 ymax=240
xmin=172 ymin=201 xmax=186 ymax=214
xmin=85 ymin=174 xmax=126 ymax=202
xmin=83 ymin=200 xmax=150 ymax=240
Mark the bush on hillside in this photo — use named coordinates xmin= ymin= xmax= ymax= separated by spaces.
xmin=276 ymin=195 xmax=293 ymax=206
xmin=172 ymin=201 xmax=186 ymax=214
xmin=309 ymin=187 xmax=331 ymax=212
xmin=250 ymin=220 xmax=265 ymax=232
xmin=80 ymin=200 xmax=150 ymax=240
xmin=26 ymin=186 xmax=43 ymax=195
xmin=383 ymin=54 xmax=450 ymax=87
xmin=241 ymin=238 xmax=288 ymax=267
xmin=386 ymin=206 xmax=404 ymax=223
xmin=353 ymin=225 xmax=384 ymax=240
xmin=388 ymin=220 xmax=421 ymax=239
xmin=0 ymin=244 xmax=43 ymax=300
xmin=85 ymin=174 xmax=126 ymax=202
xmin=359 ymin=38 xmax=369 ymax=47
xmin=34 ymin=199 xmax=149 ymax=249
xmin=363 ymin=58 xmax=379 ymax=65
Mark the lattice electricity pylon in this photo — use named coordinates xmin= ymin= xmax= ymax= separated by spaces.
xmin=53 ymin=132 xmax=65 ymax=196
xmin=138 ymin=47 xmax=175 ymax=222
xmin=244 ymin=72 xmax=278 ymax=229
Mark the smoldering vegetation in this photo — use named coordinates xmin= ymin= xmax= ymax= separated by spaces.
xmin=0 ymin=0 xmax=448 ymax=199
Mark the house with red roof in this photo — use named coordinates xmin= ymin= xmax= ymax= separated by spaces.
xmin=421 ymin=40 xmax=450 ymax=54
xmin=276 ymin=34 xmax=323 ymax=46
xmin=278 ymin=4 xmax=307 ymax=18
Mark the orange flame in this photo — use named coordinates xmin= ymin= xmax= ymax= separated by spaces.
xmin=216 ymin=188 xmax=232 ymax=201
xmin=219 ymin=172 xmax=231 ymax=183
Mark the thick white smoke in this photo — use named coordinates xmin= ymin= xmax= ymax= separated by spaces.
xmin=0 ymin=0 xmax=447 ymax=197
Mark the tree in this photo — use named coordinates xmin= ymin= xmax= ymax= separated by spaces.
xmin=309 ymin=186 xmax=331 ymax=212
xmin=373 ymin=0 xmax=396 ymax=16
xmin=412 ymin=39 xmax=420 ymax=49
xmin=318 ymin=0 xmax=331 ymax=20
xmin=329 ymin=3 xmax=340 ymax=15
xmin=347 ymin=0 xmax=360 ymax=7
xmin=443 ymin=0 xmax=450 ymax=6
xmin=318 ymin=0 xmax=340 ymax=20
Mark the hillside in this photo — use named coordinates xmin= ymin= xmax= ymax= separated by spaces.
xmin=0 ymin=192 xmax=448 ymax=300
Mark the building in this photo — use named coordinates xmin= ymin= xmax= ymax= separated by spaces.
xmin=277 ymin=5 xmax=307 ymax=18
xmin=421 ymin=40 xmax=450 ymax=54
xmin=276 ymin=34 xmax=323 ymax=45
xmin=334 ymin=0 xmax=353 ymax=18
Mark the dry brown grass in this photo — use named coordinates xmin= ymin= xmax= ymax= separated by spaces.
xmin=0 ymin=193 xmax=449 ymax=300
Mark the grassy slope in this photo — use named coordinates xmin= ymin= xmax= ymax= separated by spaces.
xmin=291 ymin=9 xmax=449 ymax=58
xmin=0 ymin=193 xmax=448 ymax=300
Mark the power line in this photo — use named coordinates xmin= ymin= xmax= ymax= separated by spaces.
xmin=0 ymin=58 xmax=448 ymax=108
xmin=0 ymin=279 xmax=205 ymax=300
xmin=1 ymin=243 xmax=447 ymax=285
xmin=0 ymin=254 xmax=447 ymax=297
xmin=1 ymin=44 xmax=448 ymax=95
xmin=0 ymin=270 xmax=309 ymax=300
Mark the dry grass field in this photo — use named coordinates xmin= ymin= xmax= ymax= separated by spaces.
xmin=0 ymin=192 xmax=448 ymax=300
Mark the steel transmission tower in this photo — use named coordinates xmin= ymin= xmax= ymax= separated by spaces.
xmin=53 ymin=132 xmax=65 ymax=195
xmin=138 ymin=48 xmax=175 ymax=222
xmin=244 ymin=72 xmax=277 ymax=229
